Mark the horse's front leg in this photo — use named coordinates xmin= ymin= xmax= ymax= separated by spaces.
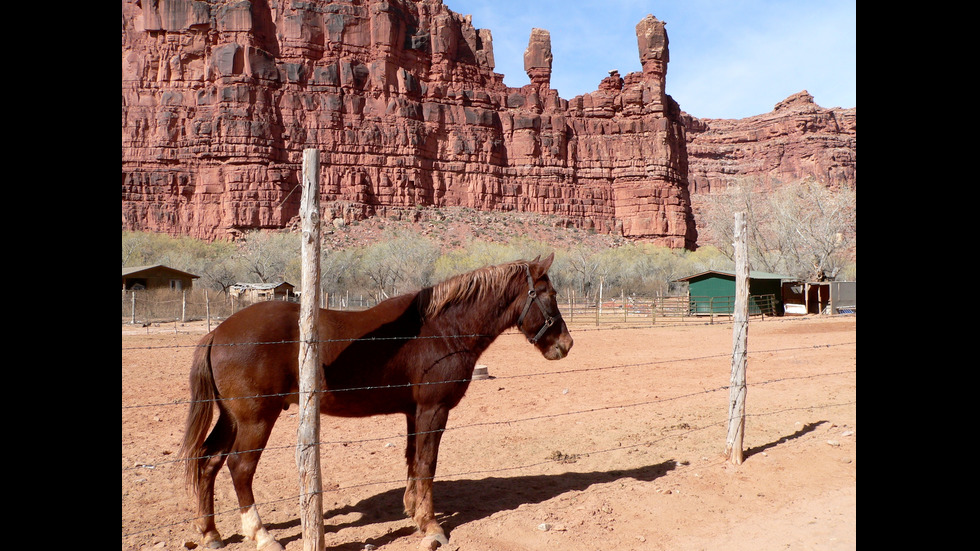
xmin=403 ymin=413 xmax=418 ymax=517
xmin=409 ymin=404 xmax=450 ymax=549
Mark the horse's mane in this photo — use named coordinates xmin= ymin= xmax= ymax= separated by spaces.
xmin=422 ymin=260 xmax=526 ymax=319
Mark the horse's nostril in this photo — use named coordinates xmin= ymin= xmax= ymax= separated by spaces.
xmin=552 ymin=339 xmax=571 ymax=359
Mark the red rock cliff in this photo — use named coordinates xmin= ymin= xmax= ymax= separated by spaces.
xmin=122 ymin=1 xmax=696 ymax=248
xmin=683 ymin=90 xmax=855 ymax=195
xmin=681 ymin=91 xmax=855 ymax=239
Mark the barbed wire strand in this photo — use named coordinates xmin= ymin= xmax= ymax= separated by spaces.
xmin=123 ymin=339 xmax=854 ymax=411
xmin=124 ymin=365 xmax=855 ymax=472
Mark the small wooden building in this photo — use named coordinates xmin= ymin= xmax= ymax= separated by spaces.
xmin=229 ymin=282 xmax=296 ymax=302
xmin=783 ymin=280 xmax=857 ymax=315
xmin=122 ymin=265 xmax=199 ymax=291
xmin=672 ymin=270 xmax=796 ymax=316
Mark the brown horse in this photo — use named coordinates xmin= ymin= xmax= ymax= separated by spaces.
xmin=179 ymin=254 xmax=573 ymax=550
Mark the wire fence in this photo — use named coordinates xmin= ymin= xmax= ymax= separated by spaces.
xmin=122 ymin=315 xmax=855 ymax=545
xmin=122 ymin=289 xmax=781 ymax=328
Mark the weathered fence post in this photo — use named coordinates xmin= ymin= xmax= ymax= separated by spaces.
xmin=726 ymin=211 xmax=749 ymax=465
xmin=597 ymin=277 xmax=603 ymax=326
xmin=569 ymin=290 xmax=573 ymax=323
xmin=297 ymin=148 xmax=325 ymax=551
xmin=205 ymin=289 xmax=211 ymax=332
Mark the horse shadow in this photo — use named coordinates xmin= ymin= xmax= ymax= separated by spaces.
xmin=271 ymin=459 xmax=677 ymax=549
xmin=268 ymin=422 xmax=828 ymax=549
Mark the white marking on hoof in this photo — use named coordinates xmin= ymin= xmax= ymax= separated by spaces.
xmin=258 ymin=540 xmax=286 ymax=551
xmin=420 ymin=533 xmax=449 ymax=549
xmin=241 ymin=505 xmax=282 ymax=551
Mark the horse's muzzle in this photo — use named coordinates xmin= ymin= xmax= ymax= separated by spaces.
xmin=545 ymin=333 xmax=573 ymax=360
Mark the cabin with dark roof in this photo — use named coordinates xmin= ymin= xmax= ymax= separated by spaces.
xmin=122 ymin=265 xmax=199 ymax=291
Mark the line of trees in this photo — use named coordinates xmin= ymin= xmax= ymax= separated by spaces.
xmin=122 ymin=229 xmax=733 ymax=304
xmin=122 ymin=177 xmax=856 ymax=304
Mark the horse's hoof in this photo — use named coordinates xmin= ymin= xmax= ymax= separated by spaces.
xmin=202 ymin=533 xmax=224 ymax=549
xmin=420 ymin=533 xmax=449 ymax=550
xmin=258 ymin=540 xmax=286 ymax=551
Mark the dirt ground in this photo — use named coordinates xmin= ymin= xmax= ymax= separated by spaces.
xmin=122 ymin=314 xmax=856 ymax=551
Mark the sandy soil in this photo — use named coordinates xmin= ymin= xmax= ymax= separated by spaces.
xmin=122 ymin=314 xmax=856 ymax=551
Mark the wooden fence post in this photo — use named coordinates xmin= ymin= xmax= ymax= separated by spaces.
xmin=595 ymin=277 xmax=603 ymax=327
xmin=569 ymin=290 xmax=573 ymax=323
xmin=205 ymin=289 xmax=211 ymax=332
xmin=297 ymin=148 xmax=325 ymax=551
xmin=726 ymin=211 xmax=749 ymax=465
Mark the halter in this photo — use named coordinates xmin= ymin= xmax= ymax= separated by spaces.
xmin=516 ymin=264 xmax=562 ymax=344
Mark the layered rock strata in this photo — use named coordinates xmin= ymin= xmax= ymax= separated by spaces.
xmin=681 ymin=91 xmax=856 ymax=239
xmin=682 ymin=90 xmax=856 ymax=195
xmin=122 ymin=1 xmax=696 ymax=248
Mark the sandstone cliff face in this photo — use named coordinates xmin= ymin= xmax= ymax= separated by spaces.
xmin=682 ymin=90 xmax=856 ymax=195
xmin=681 ymin=91 xmax=855 ymax=240
xmin=122 ymin=1 xmax=696 ymax=248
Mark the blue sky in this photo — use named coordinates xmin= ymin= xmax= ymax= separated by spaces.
xmin=443 ymin=0 xmax=856 ymax=119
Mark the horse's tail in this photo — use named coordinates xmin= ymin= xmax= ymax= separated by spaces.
xmin=179 ymin=332 xmax=218 ymax=495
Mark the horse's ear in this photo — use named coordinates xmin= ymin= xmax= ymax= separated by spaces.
xmin=536 ymin=252 xmax=555 ymax=274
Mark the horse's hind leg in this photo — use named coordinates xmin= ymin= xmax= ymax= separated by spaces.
xmin=194 ymin=413 xmax=235 ymax=548
xmin=227 ymin=416 xmax=286 ymax=551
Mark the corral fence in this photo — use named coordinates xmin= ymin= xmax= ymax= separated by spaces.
xmin=122 ymin=288 xmax=244 ymax=325
xmin=567 ymin=293 xmax=778 ymax=325
xmin=122 ymin=289 xmax=779 ymax=328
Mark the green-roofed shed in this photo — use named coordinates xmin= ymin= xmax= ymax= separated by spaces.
xmin=672 ymin=270 xmax=797 ymax=316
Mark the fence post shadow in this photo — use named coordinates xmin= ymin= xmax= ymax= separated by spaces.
xmin=744 ymin=420 xmax=828 ymax=460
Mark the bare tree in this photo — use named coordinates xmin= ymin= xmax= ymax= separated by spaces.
xmin=237 ymin=230 xmax=300 ymax=283
xmin=698 ymin=178 xmax=855 ymax=280
xmin=359 ymin=232 xmax=440 ymax=300
xmin=319 ymin=248 xmax=362 ymax=299
xmin=563 ymin=243 xmax=605 ymax=302
xmin=121 ymin=231 xmax=151 ymax=266
xmin=770 ymin=179 xmax=856 ymax=280
xmin=699 ymin=178 xmax=784 ymax=273
xmin=194 ymin=256 xmax=242 ymax=295
xmin=391 ymin=234 xmax=441 ymax=291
